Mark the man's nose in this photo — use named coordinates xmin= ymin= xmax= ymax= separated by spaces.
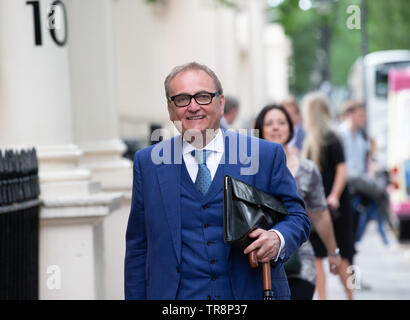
xmin=186 ymin=98 xmax=200 ymax=111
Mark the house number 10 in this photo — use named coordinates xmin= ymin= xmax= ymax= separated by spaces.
xmin=26 ymin=0 xmax=68 ymax=46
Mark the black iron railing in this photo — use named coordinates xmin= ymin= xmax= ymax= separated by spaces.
xmin=0 ymin=148 xmax=41 ymax=300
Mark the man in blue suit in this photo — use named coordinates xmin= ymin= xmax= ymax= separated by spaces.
xmin=125 ymin=62 xmax=310 ymax=300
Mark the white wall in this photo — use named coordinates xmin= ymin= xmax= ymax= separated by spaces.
xmin=0 ymin=0 xmax=292 ymax=300
xmin=0 ymin=0 xmax=73 ymax=146
xmin=114 ymin=0 xmax=225 ymax=140
xmin=113 ymin=0 xmax=290 ymax=141
xmin=265 ymin=24 xmax=291 ymax=104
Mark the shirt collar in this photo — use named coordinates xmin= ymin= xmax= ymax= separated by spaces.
xmin=182 ymin=129 xmax=224 ymax=155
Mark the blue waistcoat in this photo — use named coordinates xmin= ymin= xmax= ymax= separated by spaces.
xmin=175 ymin=161 xmax=234 ymax=300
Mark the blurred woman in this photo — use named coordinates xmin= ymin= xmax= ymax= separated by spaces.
xmin=254 ymin=104 xmax=340 ymax=300
xmin=301 ymin=92 xmax=355 ymax=300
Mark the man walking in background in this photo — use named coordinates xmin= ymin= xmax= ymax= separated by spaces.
xmin=281 ymin=96 xmax=306 ymax=154
xmin=219 ymin=95 xmax=239 ymax=130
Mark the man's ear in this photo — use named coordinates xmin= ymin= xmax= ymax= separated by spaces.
xmin=219 ymin=94 xmax=225 ymax=116
xmin=168 ymin=103 xmax=176 ymax=121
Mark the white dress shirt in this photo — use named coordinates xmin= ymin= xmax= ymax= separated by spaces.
xmin=181 ymin=129 xmax=285 ymax=262
xmin=182 ymin=129 xmax=225 ymax=182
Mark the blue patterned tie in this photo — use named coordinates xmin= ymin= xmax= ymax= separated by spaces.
xmin=193 ymin=150 xmax=212 ymax=196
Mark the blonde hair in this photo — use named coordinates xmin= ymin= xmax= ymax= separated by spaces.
xmin=301 ymin=91 xmax=332 ymax=171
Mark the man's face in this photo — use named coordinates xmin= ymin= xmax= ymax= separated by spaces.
xmin=353 ymin=107 xmax=367 ymax=129
xmin=167 ymin=69 xmax=225 ymax=137
xmin=225 ymin=108 xmax=239 ymax=125
xmin=283 ymin=103 xmax=299 ymax=125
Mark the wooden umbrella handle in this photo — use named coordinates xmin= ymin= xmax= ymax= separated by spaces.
xmin=248 ymin=251 xmax=274 ymax=299
xmin=248 ymin=250 xmax=258 ymax=268
xmin=248 ymin=251 xmax=272 ymax=290
xmin=262 ymin=262 xmax=272 ymax=291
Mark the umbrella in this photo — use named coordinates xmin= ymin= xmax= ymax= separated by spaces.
xmin=223 ymin=175 xmax=288 ymax=300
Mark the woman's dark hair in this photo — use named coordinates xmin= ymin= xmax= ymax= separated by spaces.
xmin=254 ymin=104 xmax=294 ymax=144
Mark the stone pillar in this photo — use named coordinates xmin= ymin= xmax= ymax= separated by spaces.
xmin=247 ymin=0 xmax=267 ymax=114
xmin=0 ymin=0 xmax=121 ymax=299
xmin=234 ymin=0 xmax=267 ymax=128
xmin=114 ymin=0 xmax=169 ymax=142
xmin=265 ymin=24 xmax=291 ymax=103
xmin=0 ymin=0 xmax=73 ymax=146
xmin=66 ymin=0 xmax=132 ymax=299
xmin=214 ymin=3 xmax=240 ymax=97
xmin=66 ymin=0 xmax=132 ymax=192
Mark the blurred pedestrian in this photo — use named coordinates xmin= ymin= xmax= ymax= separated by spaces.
xmin=338 ymin=100 xmax=391 ymax=246
xmin=254 ymin=104 xmax=340 ymax=300
xmin=219 ymin=95 xmax=239 ymax=130
xmin=281 ymin=96 xmax=306 ymax=154
xmin=301 ymin=92 xmax=355 ymax=300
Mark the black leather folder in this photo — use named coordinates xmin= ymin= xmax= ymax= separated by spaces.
xmin=223 ymin=174 xmax=288 ymax=250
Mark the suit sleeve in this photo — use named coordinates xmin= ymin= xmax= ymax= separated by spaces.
xmin=268 ymin=144 xmax=311 ymax=261
xmin=124 ymin=151 xmax=147 ymax=299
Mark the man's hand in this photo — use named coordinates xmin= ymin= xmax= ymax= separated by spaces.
xmin=328 ymin=254 xmax=341 ymax=275
xmin=243 ymin=229 xmax=281 ymax=263
xmin=326 ymin=193 xmax=340 ymax=211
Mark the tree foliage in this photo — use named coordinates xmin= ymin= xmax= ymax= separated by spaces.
xmin=144 ymin=0 xmax=237 ymax=7
xmin=268 ymin=0 xmax=410 ymax=95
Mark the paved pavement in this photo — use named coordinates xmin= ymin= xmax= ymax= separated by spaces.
xmin=313 ymin=220 xmax=410 ymax=300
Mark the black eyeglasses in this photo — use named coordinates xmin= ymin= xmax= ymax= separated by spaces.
xmin=168 ymin=91 xmax=220 ymax=107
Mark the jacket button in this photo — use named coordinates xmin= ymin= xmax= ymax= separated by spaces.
xmin=176 ymin=266 xmax=180 ymax=273
xmin=211 ymin=275 xmax=217 ymax=281
xmin=202 ymin=204 xmax=209 ymax=209
xmin=204 ymin=224 xmax=209 ymax=228
xmin=210 ymin=259 xmax=216 ymax=264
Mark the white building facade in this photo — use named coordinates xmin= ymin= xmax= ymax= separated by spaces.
xmin=0 ymin=0 xmax=290 ymax=299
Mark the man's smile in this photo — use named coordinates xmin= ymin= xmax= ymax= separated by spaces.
xmin=186 ymin=115 xmax=206 ymax=120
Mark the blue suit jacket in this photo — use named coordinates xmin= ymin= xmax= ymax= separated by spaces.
xmin=125 ymin=130 xmax=310 ymax=299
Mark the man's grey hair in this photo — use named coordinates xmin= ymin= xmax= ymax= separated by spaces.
xmin=164 ymin=61 xmax=224 ymax=98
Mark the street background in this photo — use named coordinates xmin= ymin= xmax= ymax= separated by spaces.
xmin=318 ymin=221 xmax=410 ymax=300
xmin=1 ymin=0 xmax=410 ymax=300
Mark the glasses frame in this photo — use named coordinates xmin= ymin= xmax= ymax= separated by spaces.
xmin=168 ymin=91 xmax=220 ymax=108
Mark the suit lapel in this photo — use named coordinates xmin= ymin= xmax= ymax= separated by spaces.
xmin=157 ymin=137 xmax=183 ymax=264
xmin=222 ymin=130 xmax=253 ymax=184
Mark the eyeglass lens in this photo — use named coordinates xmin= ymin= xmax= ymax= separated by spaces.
xmin=173 ymin=92 xmax=214 ymax=107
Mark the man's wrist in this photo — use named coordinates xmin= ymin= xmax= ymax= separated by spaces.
xmin=328 ymin=248 xmax=340 ymax=257
xmin=269 ymin=229 xmax=285 ymax=262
